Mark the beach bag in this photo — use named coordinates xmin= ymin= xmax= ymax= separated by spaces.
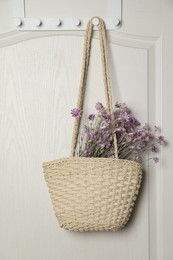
xmin=43 ymin=17 xmax=142 ymax=232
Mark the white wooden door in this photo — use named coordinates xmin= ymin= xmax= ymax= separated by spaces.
xmin=0 ymin=1 xmax=172 ymax=260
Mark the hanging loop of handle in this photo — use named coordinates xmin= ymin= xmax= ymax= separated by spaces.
xmin=70 ymin=17 xmax=118 ymax=159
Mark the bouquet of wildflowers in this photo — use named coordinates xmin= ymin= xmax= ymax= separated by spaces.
xmin=71 ymin=102 xmax=166 ymax=164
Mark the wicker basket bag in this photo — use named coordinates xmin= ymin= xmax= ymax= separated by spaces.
xmin=43 ymin=17 xmax=142 ymax=232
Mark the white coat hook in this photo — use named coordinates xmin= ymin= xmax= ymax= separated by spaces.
xmin=13 ymin=0 xmax=122 ymax=30
xmin=92 ymin=18 xmax=99 ymax=26
xmin=14 ymin=18 xmax=22 ymax=27
xmin=56 ymin=19 xmax=61 ymax=26
xmin=74 ymin=18 xmax=81 ymax=26
xmin=35 ymin=19 xmax=42 ymax=27
xmin=113 ymin=18 xmax=120 ymax=26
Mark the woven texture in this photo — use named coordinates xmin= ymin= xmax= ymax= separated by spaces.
xmin=43 ymin=158 xmax=142 ymax=231
xmin=43 ymin=17 xmax=143 ymax=231
xmin=70 ymin=17 xmax=119 ymax=158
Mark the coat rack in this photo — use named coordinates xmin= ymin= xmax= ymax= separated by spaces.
xmin=13 ymin=0 xmax=122 ymax=30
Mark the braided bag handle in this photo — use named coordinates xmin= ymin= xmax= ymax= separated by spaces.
xmin=70 ymin=17 xmax=118 ymax=158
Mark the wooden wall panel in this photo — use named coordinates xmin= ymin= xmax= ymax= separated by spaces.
xmin=0 ymin=35 xmax=154 ymax=260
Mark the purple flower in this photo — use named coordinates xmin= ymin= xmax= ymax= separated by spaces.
xmin=116 ymin=126 xmax=126 ymax=134
xmin=143 ymin=123 xmax=150 ymax=131
xmin=137 ymin=141 xmax=146 ymax=150
xmin=92 ymin=131 xmax=101 ymax=141
xmin=88 ymin=114 xmax=95 ymax=121
xmin=84 ymin=125 xmax=89 ymax=135
xmin=138 ymin=129 xmax=154 ymax=141
xmin=136 ymin=129 xmax=146 ymax=139
xmin=100 ymin=122 xmax=107 ymax=129
xmin=129 ymin=117 xmax=140 ymax=127
xmin=132 ymin=150 xmax=142 ymax=161
xmin=157 ymin=135 xmax=166 ymax=145
xmin=100 ymin=141 xmax=111 ymax=149
xmin=76 ymin=101 xmax=167 ymax=163
xmin=154 ymin=125 xmax=161 ymax=132
xmin=95 ymin=102 xmax=104 ymax=111
xmin=134 ymin=154 xmax=141 ymax=162
xmin=132 ymin=132 xmax=138 ymax=138
xmin=71 ymin=108 xmax=81 ymax=119
xmin=145 ymin=132 xmax=154 ymax=142
xmin=153 ymin=157 xmax=160 ymax=163
xmin=124 ymin=133 xmax=133 ymax=142
xmin=102 ymin=114 xmax=111 ymax=122
xmin=84 ymin=151 xmax=92 ymax=157
xmin=115 ymin=102 xmax=129 ymax=110
xmin=151 ymin=144 xmax=158 ymax=153
xmin=119 ymin=111 xmax=130 ymax=121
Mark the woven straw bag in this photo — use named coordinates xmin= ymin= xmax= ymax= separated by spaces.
xmin=43 ymin=17 xmax=142 ymax=232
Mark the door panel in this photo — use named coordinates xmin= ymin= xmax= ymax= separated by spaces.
xmin=0 ymin=34 xmax=155 ymax=260
xmin=0 ymin=1 xmax=173 ymax=260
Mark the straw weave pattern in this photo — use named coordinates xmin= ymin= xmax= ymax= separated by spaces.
xmin=43 ymin=157 xmax=142 ymax=231
xmin=43 ymin=17 xmax=143 ymax=231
